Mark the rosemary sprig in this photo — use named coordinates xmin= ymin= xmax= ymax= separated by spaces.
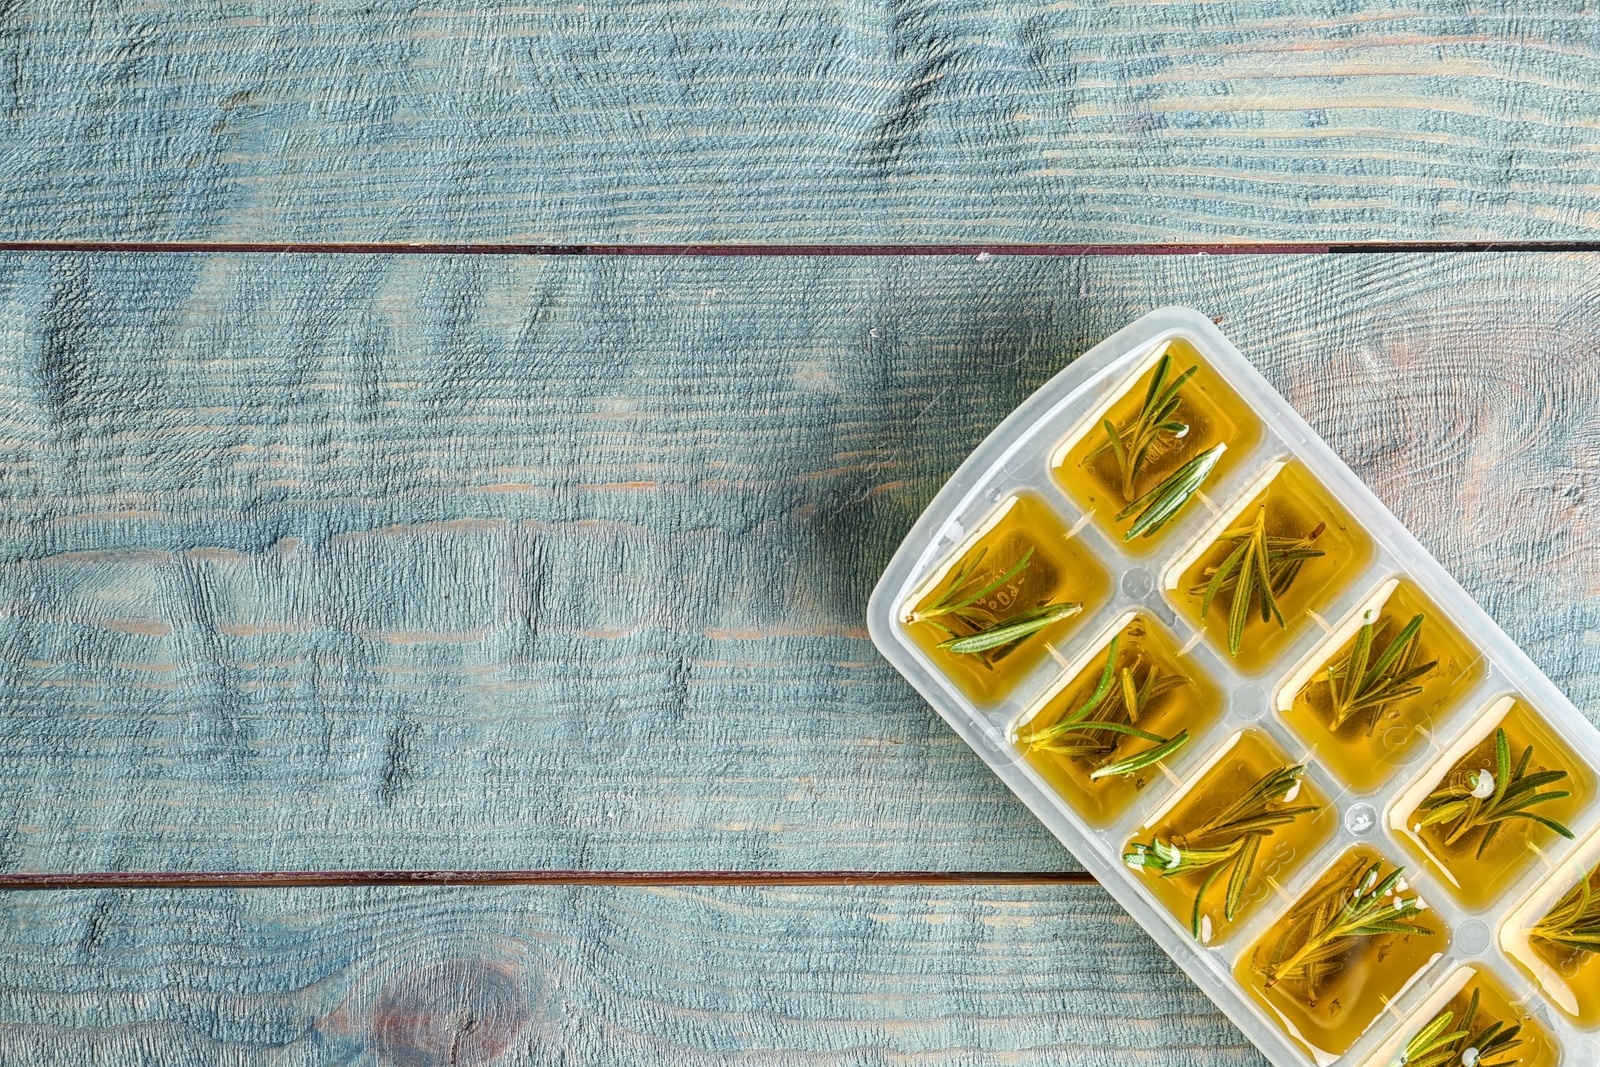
xmin=1259 ymin=858 xmax=1432 ymax=1001
xmin=1115 ymin=444 xmax=1225 ymax=542
xmin=938 ymin=602 xmax=1083 ymax=654
xmin=1396 ymin=988 xmax=1524 ymax=1067
xmin=1531 ymin=867 xmax=1600 ymax=956
xmin=1415 ymin=728 xmax=1574 ymax=859
xmin=1191 ymin=505 xmax=1326 ymax=656
xmin=1084 ymin=353 xmax=1221 ymax=540
xmin=908 ymin=546 xmax=1082 ymax=659
xmin=1124 ymin=764 xmax=1319 ymax=941
xmin=1086 ymin=351 xmax=1197 ymax=500
xmin=1324 ymin=611 xmax=1437 ymax=733
xmin=909 ymin=546 xmax=1033 ymax=632
xmin=1019 ymin=634 xmax=1191 ymax=780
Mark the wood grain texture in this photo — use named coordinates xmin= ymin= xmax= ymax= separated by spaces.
xmin=1 ymin=251 xmax=1599 ymax=874
xmin=0 ymin=870 xmax=1099 ymax=888
xmin=0 ymin=884 xmax=1266 ymax=1065
xmin=6 ymin=2 xmax=1600 ymax=243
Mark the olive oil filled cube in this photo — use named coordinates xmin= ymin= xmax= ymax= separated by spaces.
xmin=1387 ymin=967 xmax=1561 ymax=1067
xmin=1122 ymin=730 xmax=1333 ymax=945
xmin=1237 ymin=845 xmax=1447 ymax=1063
xmin=1279 ymin=579 xmax=1484 ymax=793
xmin=1170 ymin=461 xmax=1373 ymax=673
xmin=1051 ymin=337 xmax=1261 ymax=553
xmin=900 ymin=492 xmax=1111 ymax=704
xmin=1014 ymin=613 xmax=1222 ymax=827
xmin=1510 ymin=858 xmax=1600 ymax=1026
xmin=1392 ymin=696 xmax=1591 ymax=909
xmin=1531 ymin=937 xmax=1600 ymax=1027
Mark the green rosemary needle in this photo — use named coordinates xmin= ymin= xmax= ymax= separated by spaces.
xmin=1018 ymin=634 xmax=1191 ymax=780
xmin=1414 ymin=728 xmax=1574 ymax=858
xmin=908 ymin=546 xmax=1082 ymax=659
xmin=908 ymin=545 xmax=1032 ymax=631
xmin=1116 ymin=444 xmax=1225 ymax=542
xmin=1124 ymin=763 xmax=1319 ymax=941
xmin=1260 ymin=859 xmax=1432 ymax=1000
xmin=1532 ymin=867 xmax=1600 ymax=956
xmin=1192 ymin=505 xmax=1326 ymax=656
xmin=1085 ymin=353 xmax=1221 ymax=538
xmin=938 ymin=602 xmax=1083 ymax=654
xmin=1396 ymin=988 xmax=1524 ymax=1067
xmin=1324 ymin=611 xmax=1437 ymax=733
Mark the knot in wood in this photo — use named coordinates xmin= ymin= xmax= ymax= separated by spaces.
xmin=369 ymin=958 xmax=530 ymax=1067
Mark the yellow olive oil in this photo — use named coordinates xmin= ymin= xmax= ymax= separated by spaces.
xmin=1237 ymin=845 xmax=1447 ymax=1062
xmin=1518 ymin=860 xmax=1600 ymax=1026
xmin=1171 ymin=460 xmax=1373 ymax=673
xmin=1532 ymin=943 xmax=1600 ymax=1026
xmin=1458 ymin=974 xmax=1561 ymax=1067
xmin=1280 ymin=579 xmax=1484 ymax=793
xmin=1395 ymin=697 xmax=1591 ymax=909
xmin=1052 ymin=337 xmax=1261 ymax=553
xmin=1015 ymin=613 xmax=1222 ymax=827
xmin=1125 ymin=729 xmax=1334 ymax=945
xmin=900 ymin=492 xmax=1110 ymax=704
xmin=1404 ymin=969 xmax=1562 ymax=1067
xmin=1528 ymin=941 xmax=1600 ymax=1026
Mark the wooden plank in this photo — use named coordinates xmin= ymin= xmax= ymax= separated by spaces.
xmin=1 ymin=251 xmax=1598 ymax=874
xmin=5 ymin=4 xmax=1600 ymax=244
xmin=0 ymin=883 xmax=1267 ymax=1065
xmin=0 ymin=871 xmax=1098 ymax=888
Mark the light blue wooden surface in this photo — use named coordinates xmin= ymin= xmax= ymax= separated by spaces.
xmin=0 ymin=884 xmax=1268 ymax=1065
xmin=6 ymin=4 xmax=1600 ymax=1052
xmin=1 ymin=252 xmax=1597 ymax=877
xmin=3 ymin=2 xmax=1600 ymax=242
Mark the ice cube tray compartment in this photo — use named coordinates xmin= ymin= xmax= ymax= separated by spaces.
xmin=1275 ymin=577 xmax=1488 ymax=795
xmin=1007 ymin=608 xmax=1226 ymax=828
xmin=1502 ymin=821 xmax=1600 ymax=1030
xmin=868 ymin=308 xmax=1600 ymax=1067
xmin=1235 ymin=842 xmax=1451 ymax=1064
xmin=1360 ymin=964 xmax=1566 ymax=1067
xmin=1049 ymin=334 xmax=1266 ymax=555
xmin=1389 ymin=694 xmax=1597 ymax=911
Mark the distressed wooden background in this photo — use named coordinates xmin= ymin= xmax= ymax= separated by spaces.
xmin=4 ymin=1 xmax=1600 ymax=1064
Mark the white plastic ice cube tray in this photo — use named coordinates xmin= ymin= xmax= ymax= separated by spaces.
xmin=866 ymin=306 xmax=1600 ymax=1067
